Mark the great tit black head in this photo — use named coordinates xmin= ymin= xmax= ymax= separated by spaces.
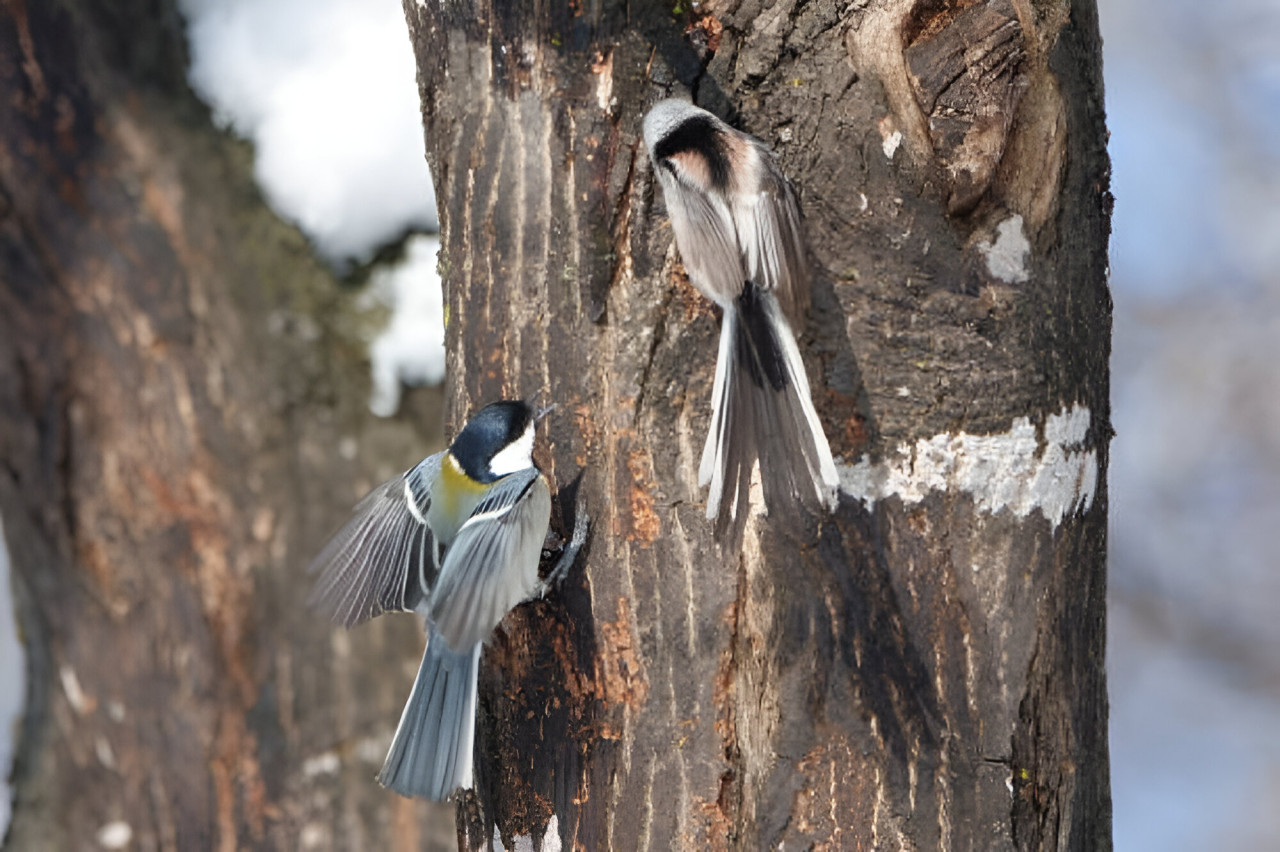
xmin=447 ymin=400 xmax=535 ymax=483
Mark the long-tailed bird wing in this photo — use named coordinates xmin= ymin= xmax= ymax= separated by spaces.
xmin=730 ymin=146 xmax=810 ymax=325
xmin=657 ymin=164 xmax=745 ymax=307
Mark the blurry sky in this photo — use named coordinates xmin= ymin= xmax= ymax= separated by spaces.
xmin=1102 ymin=0 xmax=1280 ymax=848
xmin=3 ymin=0 xmax=1278 ymax=845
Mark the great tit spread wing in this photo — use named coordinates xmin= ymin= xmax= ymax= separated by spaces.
xmin=428 ymin=468 xmax=552 ymax=650
xmin=307 ymin=452 xmax=443 ymax=628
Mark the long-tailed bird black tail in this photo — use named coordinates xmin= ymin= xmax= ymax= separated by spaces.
xmin=702 ymin=280 xmax=838 ymax=543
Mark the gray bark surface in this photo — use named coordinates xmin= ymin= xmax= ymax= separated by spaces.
xmin=403 ymin=0 xmax=1112 ymax=849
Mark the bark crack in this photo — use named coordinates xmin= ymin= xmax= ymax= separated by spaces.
xmin=632 ymin=282 xmax=675 ymax=421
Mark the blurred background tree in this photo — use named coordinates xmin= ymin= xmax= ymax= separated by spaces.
xmin=0 ymin=0 xmax=455 ymax=847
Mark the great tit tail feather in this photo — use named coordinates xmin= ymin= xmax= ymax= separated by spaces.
xmin=378 ymin=630 xmax=480 ymax=801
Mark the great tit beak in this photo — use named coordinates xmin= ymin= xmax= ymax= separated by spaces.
xmin=522 ymin=389 xmax=554 ymax=423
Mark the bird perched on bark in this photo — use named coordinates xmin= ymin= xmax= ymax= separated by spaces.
xmin=307 ymin=399 xmax=569 ymax=801
xmin=643 ymin=98 xmax=838 ymax=543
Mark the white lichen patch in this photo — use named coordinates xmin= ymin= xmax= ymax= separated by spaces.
xmin=877 ymin=115 xmax=902 ymax=160
xmin=354 ymin=735 xmax=388 ymax=764
xmin=60 ymin=665 xmax=91 ymax=715
xmin=593 ymin=52 xmax=613 ymax=113
xmin=882 ymin=130 xmax=903 ymax=160
xmin=977 ymin=214 xmax=1031 ymax=284
xmin=300 ymin=823 xmax=328 ymax=849
xmin=838 ymin=404 xmax=1098 ymax=529
xmin=95 ymin=736 xmax=117 ymax=770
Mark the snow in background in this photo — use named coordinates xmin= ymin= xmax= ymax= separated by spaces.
xmin=0 ymin=516 xmax=23 ymax=839
xmin=180 ymin=0 xmax=438 ymax=262
xmin=180 ymin=0 xmax=447 ymax=414
xmin=1102 ymin=0 xmax=1280 ymax=848
xmin=366 ymin=234 xmax=446 ymax=417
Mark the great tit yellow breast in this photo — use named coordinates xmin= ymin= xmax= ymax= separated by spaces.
xmin=428 ymin=453 xmax=492 ymax=544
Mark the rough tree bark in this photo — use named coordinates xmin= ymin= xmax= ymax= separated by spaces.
xmin=1 ymin=1 xmax=458 ymax=848
xmin=404 ymin=0 xmax=1111 ymax=849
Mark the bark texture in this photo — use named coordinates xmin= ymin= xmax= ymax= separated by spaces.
xmin=1 ymin=1 xmax=456 ymax=848
xmin=403 ymin=0 xmax=1111 ymax=849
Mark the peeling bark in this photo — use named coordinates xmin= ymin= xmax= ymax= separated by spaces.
xmin=405 ymin=0 xmax=1111 ymax=849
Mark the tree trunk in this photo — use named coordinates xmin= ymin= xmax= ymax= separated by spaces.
xmin=404 ymin=0 xmax=1111 ymax=849
xmin=0 ymin=1 xmax=457 ymax=848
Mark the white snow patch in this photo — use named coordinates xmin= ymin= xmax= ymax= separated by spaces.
xmin=96 ymin=821 xmax=133 ymax=849
xmin=978 ymin=214 xmax=1031 ymax=284
xmin=541 ymin=817 xmax=562 ymax=852
xmin=882 ymin=130 xmax=903 ymax=160
xmin=366 ymin=234 xmax=446 ymax=416
xmin=180 ymin=0 xmax=437 ymax=262
xmin=302 ymin=751 xmax=341 ymax=777
xmin=0 ymin=515 xmax=22 ymax=840
xmin=838 ymin=404 xmax=1098 ymax=529
xmin=491 ymin=815 xmax=561 ymax=852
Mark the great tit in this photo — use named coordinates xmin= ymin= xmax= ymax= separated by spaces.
xmin=308 ymin=399 xmax=552 ymax=801
xmin=643 ymin=98 xmax=839 ymax=543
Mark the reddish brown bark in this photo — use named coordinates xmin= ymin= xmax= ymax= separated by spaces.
xmin=1 ymin=1 xmax=454 ymax=848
